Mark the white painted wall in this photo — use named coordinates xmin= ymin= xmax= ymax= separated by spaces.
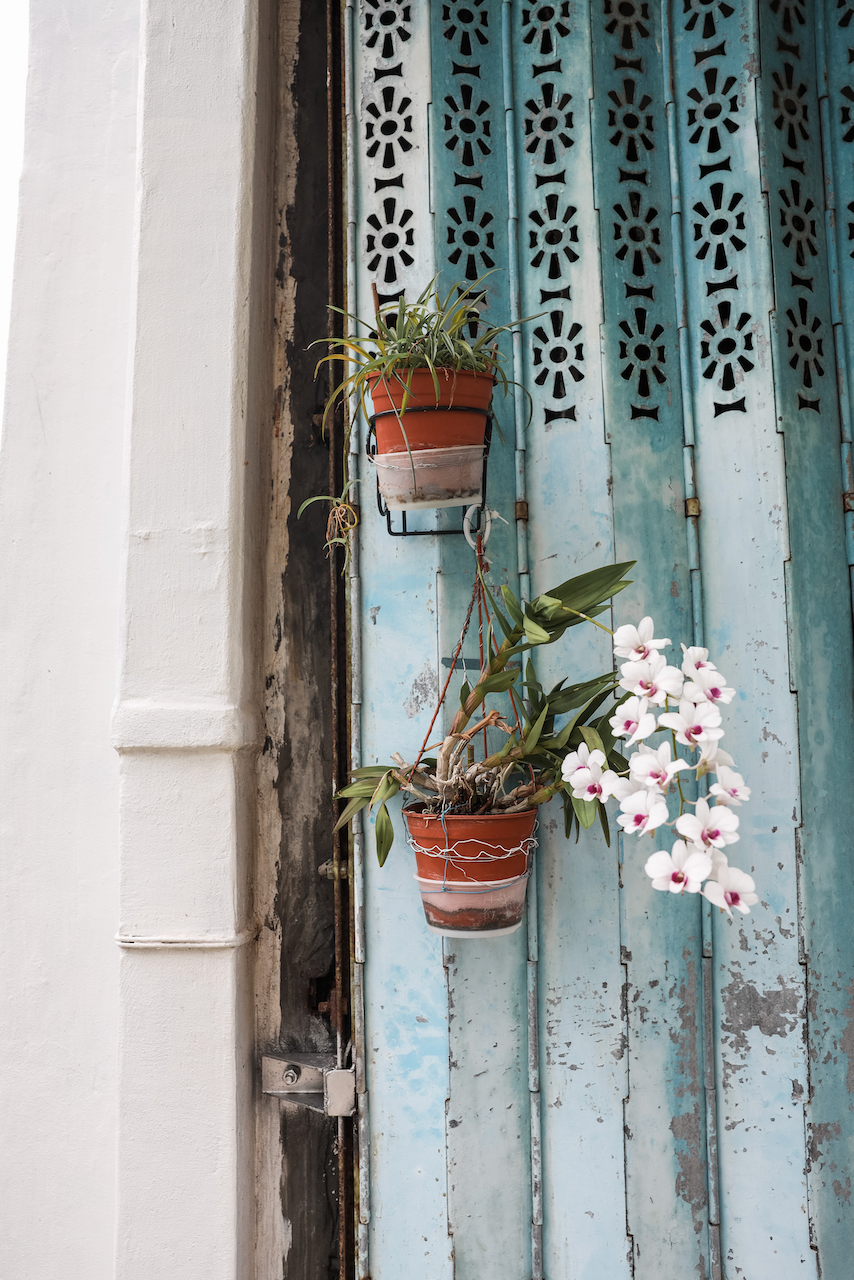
xmin=0 ymin=2 xmax=139 ymax=1276
xmin=0 ymin=0 xmax=29 ymax=400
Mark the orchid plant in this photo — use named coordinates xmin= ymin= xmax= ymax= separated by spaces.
xmin=561 ymin=617 xmax=759 ymax=917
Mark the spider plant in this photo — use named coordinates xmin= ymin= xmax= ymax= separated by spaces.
xmin=336 ymin=561 xmax=636 ymax=864
xmin=312 ymin=273 xmax=538 ymax=436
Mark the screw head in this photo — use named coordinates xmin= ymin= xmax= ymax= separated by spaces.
xmin=283 ymin=1067 xmax=300 ymax=1086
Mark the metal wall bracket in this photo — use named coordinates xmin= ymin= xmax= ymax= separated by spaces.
xmin=261 ymin=1053 xmax=356 ymax=1117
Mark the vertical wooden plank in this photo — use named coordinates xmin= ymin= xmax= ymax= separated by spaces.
xmin=762 ymin=4 xmax=854 ymax=1272
xmin=354 ymin=4 xmax=454 ymax=1276
xmin=429 ymin=7 xmax=532 ymax=1274
xmin=590 ymin=3 xmax=710 ymax=1275
xmin=671 ymin=0 xmax=816 ymax=1272
xmin=513 ymin=5 xmax=634 ymax=1277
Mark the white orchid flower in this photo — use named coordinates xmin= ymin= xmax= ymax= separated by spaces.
xmin=697 ymin=741 xmax=734 ymax=770
xmin=613 ymin=616 xmax=672 ymax=661
xmin=680 ymin=643 xmax=718 ymax=678
xmin=676 ymin=797 xmax=739 ymax=850
xmin=709 ymin=766 xmax=751 ymax=806
xmin=645 ymin=840 xmax=712 ymax=894
xmin=658 ymin=699 xmax=724 ymax=747
xmin=609 ymin=696 xmax=657 ymax=746
xmin=568 ymin=749 xmax=624 ymax=803
xmin=629 ymin=741 xmax=691 ymax=792
xmin=561 ymin=742 xmax=596 ymax=783
xmin=682 ymin=665 xmax=736 ymax=706
xmin=617 ymin=789 xmax=670 ymax=837
xmin=618 ymin=652 xmax=684 ymax=707
xmin=703 ymin=864 xmax=759 ymax=915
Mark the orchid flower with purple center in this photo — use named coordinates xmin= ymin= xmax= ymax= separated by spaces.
xmin=676 ymin=796 xmax=740 ymax=851
xmin=618 ymin=652 xmax=684 ymax=707
xmin=617 ymin=789 xmax=670 ymax=838
xmin=629 ymin=741 xmax=690 ymax=792
xmin=703 ymin=864 xmax=759 ymax=915
xmin=613 ymin=616 xmax=672 ymax=661
xmin=657 ymin=698 xmax=724 ymax=747
xmin=645 ymin=841 xmax=712 ymax=894
xmin=709 ymin=765 xmax=751 ymax=807
xmin=680 ymin=644 xmax=717 ymax=678
xmin=564 ymin=748 xmax=624 ymax=802
xmin=682 ymin=665 xmax=736 ymax=706
xmin=609 ymin=695 xmax=657 ymax=747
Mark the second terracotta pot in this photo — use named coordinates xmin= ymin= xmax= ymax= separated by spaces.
xmin=403 ymin=805 xmax=537 ymax=937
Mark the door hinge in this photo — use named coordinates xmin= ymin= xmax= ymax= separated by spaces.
xmin=261 ymin=1053 xmax=356 ymax=1117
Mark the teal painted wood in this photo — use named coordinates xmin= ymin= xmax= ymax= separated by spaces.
xmin=590 ymin=4 xmax=711 ymax=1274
xmin=429 ymin=7 xmax=533 ymax=1275
xmin=760 ymin=4 xmax=854 ymax=1272
xmin=511 ymin=5 xmax=635 ymax=1275
xmin=353 ymin=6 xmax=454 ymax=1276
xmin=823 ymin=0 xmax=854 ymax=579
xmin=349 ymin=4 xmax=854 ymax=1278
xmin=671 ymin=0 xmax=815 ymax=1273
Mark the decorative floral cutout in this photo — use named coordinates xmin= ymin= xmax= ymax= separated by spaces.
xmin=682 ymin=0 xmax=734 ymax=41
xmin=786 ymin=297 xmax=825 ymax=388
xmin=608 ymin=79 xmax=655 ymax=164
xmin=524 ymin=84 xmax=574 ymax=165
xmin=364 ymin=0 xmax=412 ymax=61
xmin=447 ymin=197 xmax=495 ymax=280
xmin=840 ymin=85 xmax=854 ymax=143
xmin=529 ymin=194 xmax=580 ymax=277
xmin=778 ymin=181 xmax=818 ymax=268
xmin=769 ymin=0 xmax=805 ymax=35
xmin=603 ymin=0 xmax=651 ymax=52
xmin=700 ymin=302 xmax=754 ymax=392
xmin=692 ymin=183 xmax=746 ymax=272
xmin=522 ymin=3 xmax=571 ymax=56
xmin=614 ymin=192 xmax=662 ymax=278
xmin=687 ymin=68 xmax=740 ymax=153
xmin=771 ymin=64 xmax=810 ymax=150
xmin=533 ymin=311 xmax=585 ymax=397
xmin=618 ymin=308 xmax=666 ymax=398
xmin=442 ymin=0 xmax=489 ymax=57
xmin=444 ymin=84 xmax=492 ymax=167
xmin=366 ymin=198 xmax=415 ymax=285
xmin=365 ymin=87 xmax=413 ymax=170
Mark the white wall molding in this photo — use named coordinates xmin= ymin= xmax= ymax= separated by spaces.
xmin=113 ymin=0 xmax=275 ymax=1274
xmin=116 ymin=928 xmax=258 ymax=949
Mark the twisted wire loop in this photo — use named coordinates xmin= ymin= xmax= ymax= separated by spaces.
xmin=407 ymin=833 xmax=538 ymax=891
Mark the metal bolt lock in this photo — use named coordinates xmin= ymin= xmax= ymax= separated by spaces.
xmin=282 ymin=1067 xmax=300 ymax=1086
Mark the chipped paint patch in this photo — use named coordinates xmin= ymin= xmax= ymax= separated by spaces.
xmin=405 ymin=662 xmax=438 ymax=719
xmin=670 ymin=1111 xmax=708 ymax=1239
xmin=720 ymin=965 xmax=801 ymax=1085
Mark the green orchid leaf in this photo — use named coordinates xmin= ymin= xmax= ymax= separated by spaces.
xmin=579 ymin=725 xmax=606 ymax=756
xmin=523 ymin=614 xmax=550 ymax=645
xmin=571 ymin=794 xmax=600 ymax=830
xmin=375 ymin=802 xmax=395 ymax=866
xmin=333 ymin=794 xmax=372 ymax=832
xmin=500 ymin=585 xmax=524 ymax=628
xmin=597 ymin=797 xmax=611 ymax=847
xmin=522 ymin=703 xmax=550 ymax=756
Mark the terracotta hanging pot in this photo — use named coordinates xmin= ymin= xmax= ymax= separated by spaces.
xmin=402 ymin=805 xmax=537 ymax=938
xmin=368 ymin=369 xmax=494 ymax=510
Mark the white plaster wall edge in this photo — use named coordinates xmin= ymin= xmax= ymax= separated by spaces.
xmin=111 ymin=699 xmax=261 ymax=751
xmin=116 ymin=927 xmax=259 ymax=949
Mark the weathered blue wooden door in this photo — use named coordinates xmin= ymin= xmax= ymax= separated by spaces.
xmin=347 ymin=1 xmax=854 ymax=1276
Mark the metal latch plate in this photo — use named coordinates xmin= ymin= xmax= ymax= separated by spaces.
xmin=262 ymin=1054 xmax=355 ymax=1117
